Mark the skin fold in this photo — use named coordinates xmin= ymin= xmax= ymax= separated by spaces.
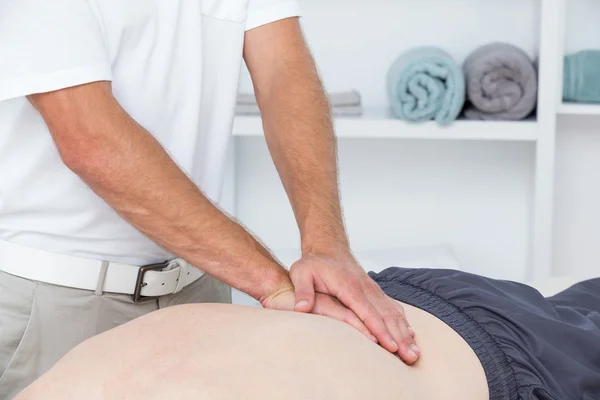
xmin=17 ymin=302 xmax=488 ymax=400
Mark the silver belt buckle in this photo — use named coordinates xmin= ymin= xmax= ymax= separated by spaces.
xmin=132 ymin=261 xmax=169 ymax=303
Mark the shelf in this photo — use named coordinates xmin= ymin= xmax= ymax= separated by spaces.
xmin=559 ymin=103 xmax=600 ymax=116
xmin=233 ymin=108 xmax=539 ymax=142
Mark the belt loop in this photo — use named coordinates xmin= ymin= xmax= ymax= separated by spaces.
xmin=95 ymin=261 xmax=109 ymax=296
xmin=171 ymin=259 xmax=189 ymax=294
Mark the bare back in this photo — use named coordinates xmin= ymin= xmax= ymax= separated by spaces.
xmin=18 ymin=303 xmax=489 ymax=400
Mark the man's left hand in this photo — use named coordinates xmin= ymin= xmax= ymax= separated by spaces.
xmin=261 ymin=288 xmax=377 ymax=344
xmin=289 ymin=252 xmax=420 ymax=364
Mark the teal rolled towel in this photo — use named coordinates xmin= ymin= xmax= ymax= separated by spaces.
xmin=564 ymin=50 xmax=600 ymax=103
xmin=387 ymin=47 xmax=465 ymax=126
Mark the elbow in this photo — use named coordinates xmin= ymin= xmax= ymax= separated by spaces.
xmin=54 ymin=134 xmax=110 ymax=179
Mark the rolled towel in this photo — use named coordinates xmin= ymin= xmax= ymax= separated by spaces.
xmin=329 ymin=90 xmax=362 ymax=107
xmin=237 ymin=90 xmax=362 ymax=108
xmin=563 ymin=50 xmax=600 ymax=103
xmin=463 ymin=43 xmax=537 ymax=120
xmin=331 ymin=105 xmax=363 ymax=117
xmin=387 ymin=47 xmax=465 ymax=126
xmin=235 ymin=103 xmax=363 ymax=117
xmin=234 ymin=104 xmax=261 ymax=115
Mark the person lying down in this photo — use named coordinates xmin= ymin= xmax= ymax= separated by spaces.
xmin=17 ymin=268 xmax=600 ymax=400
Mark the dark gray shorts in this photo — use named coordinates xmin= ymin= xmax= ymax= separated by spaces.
xmin=369 ymin=268 xmax=600 ymax=400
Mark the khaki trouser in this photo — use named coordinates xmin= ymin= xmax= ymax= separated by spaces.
xmin=0 ymin=269 xmax=231 ymax=399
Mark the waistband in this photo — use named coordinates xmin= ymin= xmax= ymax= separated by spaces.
xmin=381 ymin=280 xmax=519 ymax=400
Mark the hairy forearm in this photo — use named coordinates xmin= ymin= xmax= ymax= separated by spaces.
xmin=252 ymin=37 xmax=349 ymax=255
xmin=29 ymin=84 xmax=290 ymax=301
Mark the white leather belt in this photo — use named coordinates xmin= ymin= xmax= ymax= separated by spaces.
xmin=0 ymin=240 xmax=205 ymax=302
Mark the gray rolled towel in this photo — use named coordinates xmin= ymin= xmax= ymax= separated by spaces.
xmin=463 ymin=43 xmax=537 ymax=120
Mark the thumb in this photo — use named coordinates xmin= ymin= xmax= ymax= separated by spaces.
xmin=290 ymin=266 xmax=315 ymax=313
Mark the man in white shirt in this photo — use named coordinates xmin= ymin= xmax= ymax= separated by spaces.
xmin=0 ymin=1 xmax=418 ymax=396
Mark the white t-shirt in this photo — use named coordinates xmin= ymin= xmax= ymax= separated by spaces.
xmin=0 ymin=0 xmax=301 ymax=265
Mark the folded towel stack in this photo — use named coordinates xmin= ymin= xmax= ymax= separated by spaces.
xmin=386 ymin=47 xmax=465 ymax=126
xmin=236 ymin=90 xmax=363 ymax=116
xmin=462 ymin=43 xmax=537 ymax=120
xmin=563 ymin=50 xmax=600 ymax=103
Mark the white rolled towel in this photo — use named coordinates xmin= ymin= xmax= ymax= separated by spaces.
xmin=235 ymin=103 xmax=363 ymax=117
xmin=237 ymin=90 xmax=362 ymax=108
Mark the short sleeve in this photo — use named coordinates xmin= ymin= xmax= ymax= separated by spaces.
xmin=0 ymin=0 xmax=112 ymax=102
xmin=245 ymin=0 xmax=302 ymax=31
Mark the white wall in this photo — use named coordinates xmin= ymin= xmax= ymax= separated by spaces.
xmin=234 ymin=0 xmax=600 ymax=282
xmin=554 ymin=116 xmax=600 ymax=279
xmin=235 ymin=138 xmax=533 ymax=281
xmin=549 ymin=0 xmax=600 ymax=279
xmin=239 ymin=0 xmax=541 ymax=107
xmin=564 ymin=0 xmax=600 ymax=53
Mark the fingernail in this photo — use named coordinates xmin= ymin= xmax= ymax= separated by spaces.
xmin=391 ymin=340 xmax=399 ymax=352
xmin=370 ymin=334 xmax=377 ymax=343
xmin=295 ymin=300 xmax=308 ymax=308
xmin=408 ymin=327 xmax=415 ymax=336
xmin=409 ymin=344 xmax=420 ymax=356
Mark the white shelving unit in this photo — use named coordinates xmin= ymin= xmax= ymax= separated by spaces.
xmin=234 ymin=111 xmax=539 ymax=142
xmin=559 ymin=103 xmax=600 ymax=115
xmin=530 ymin=0 xmax=565 ymax=281
xmin=225 ymin=0 xmax=582 ymax=283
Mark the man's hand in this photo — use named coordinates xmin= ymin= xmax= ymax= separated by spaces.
xmin=244 ymin=19 xmax=419 ymax=364
xmin=289 ymin=252 xmax=420 ymax=364
xmin=261 ymin=287 xmax=377 ymax=344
